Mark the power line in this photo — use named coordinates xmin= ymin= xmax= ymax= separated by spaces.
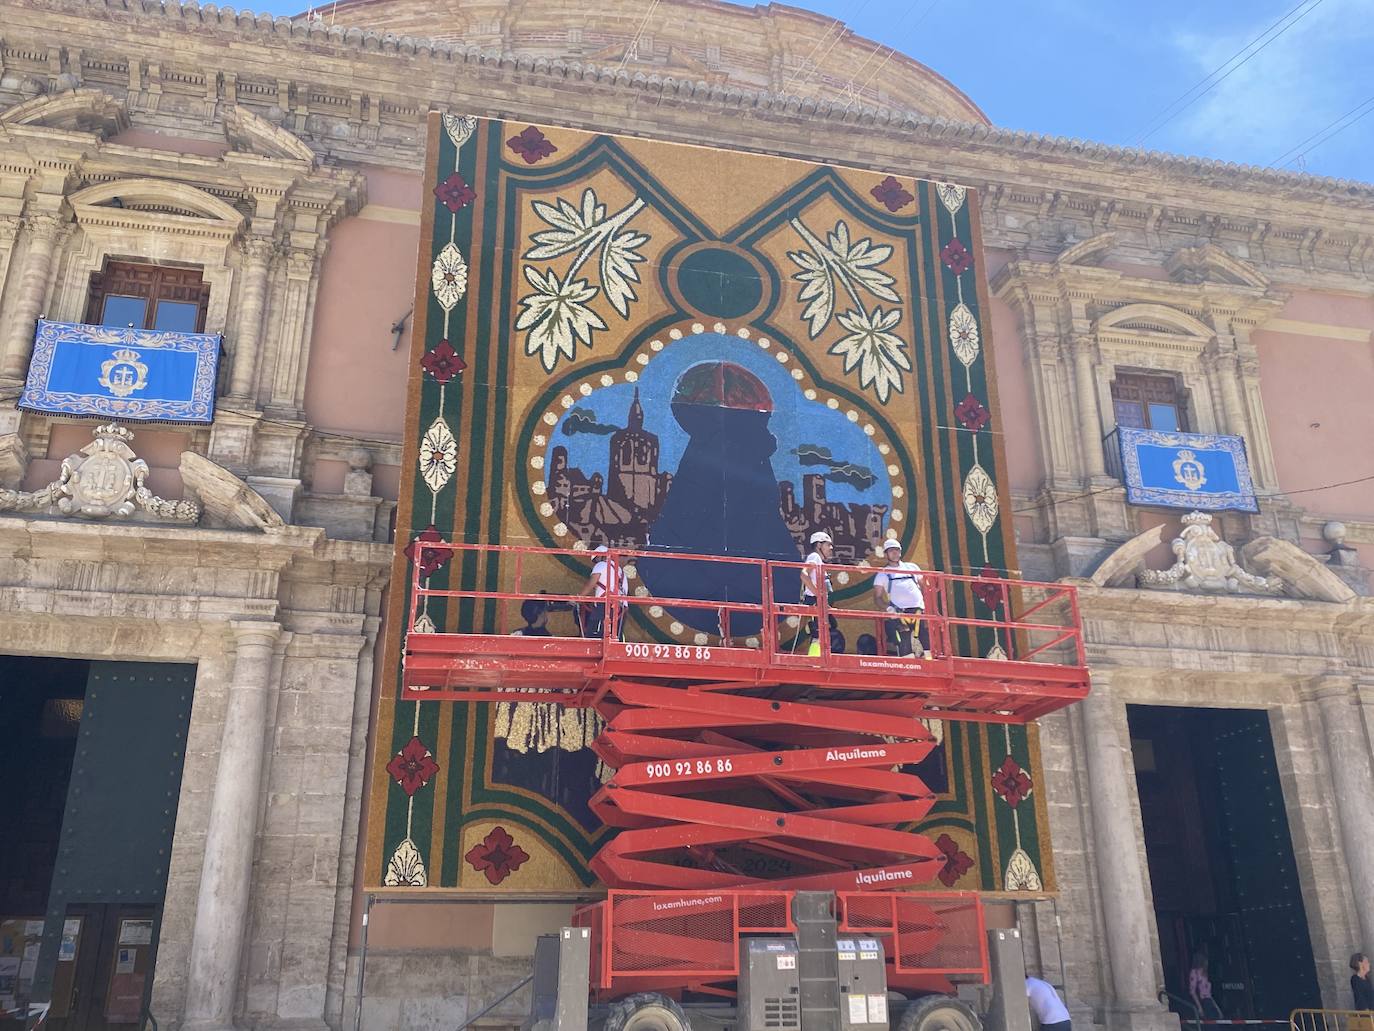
xmin=781 ymin=16 xmax=849 ymax=95
xmin=1267 ymin=93 xmax=1374 ymax=168
xmin=615 ymin=0 xmax=664 ymax=76
xmin=785 ymin=0 xmax=880 ymax=97
xmin=839 ymin=0 xmax=944 ymax=112
xmin=1132 ymin=0 xmax=1326 ymax=146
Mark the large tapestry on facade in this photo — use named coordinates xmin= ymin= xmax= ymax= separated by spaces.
xmin=367 ymin=114 xmax=1054 ymax=893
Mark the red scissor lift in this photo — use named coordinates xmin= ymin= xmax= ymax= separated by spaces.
xmin=402 ymin=544 xmax=1088 ymax=1005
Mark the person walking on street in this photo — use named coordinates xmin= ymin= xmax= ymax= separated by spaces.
xmin=1026 ymin=976 xmax=1071 ymax=1031
xmin=872 ymin=538 xmax=931 ymax=658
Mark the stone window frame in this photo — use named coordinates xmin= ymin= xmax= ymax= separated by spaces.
xmin=1091 ymin=303 xmax=1226 ymax=440
xmin=50 ymin=178 xmax=245 ymax=340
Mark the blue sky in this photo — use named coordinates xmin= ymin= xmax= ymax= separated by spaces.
xmin=272 ymin=0 xmax=1372 ymax=183
xmin=809 ymin=0 xmax=1372 ymax=182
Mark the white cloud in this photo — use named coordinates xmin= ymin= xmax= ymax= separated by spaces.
xmin=1160 ymin=0 xmax=1373 ymax=175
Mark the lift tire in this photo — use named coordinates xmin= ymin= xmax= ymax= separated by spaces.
xmin=896 ymin=995 xmax=982 ymax=1031
xmin=603 ymin=993 xmax=692 ymax=1031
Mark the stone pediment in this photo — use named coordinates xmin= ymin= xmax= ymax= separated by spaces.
xmin=180 ymin=452 xmax=286 ymax=531
xmin=1166 ymin=244 xmax=1268 ymax=289
xmin=0 ymin=89 xmax=128 ymax=137
xmin=1090 ymin=511 xmax=1354 ymax=603
xmin=222 ymin=105 xmax=317 ymax=165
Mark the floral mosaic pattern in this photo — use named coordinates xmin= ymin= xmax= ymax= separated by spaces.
xmin=787 ymin=218 xmax=908 ymax=404
xmin=465 ymin=826 xmax=532 ymax=885
xmin=517 ymin=188 xmax=649 ymax=371
xmin=375 ymin=116 xmax=1053 ymax=895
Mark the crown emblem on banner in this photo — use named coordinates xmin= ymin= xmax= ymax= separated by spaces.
xmin=1172 ymin=449 xmax=1207 ymax=492
xmin=98 ymin=347 xmax=149 ymax=398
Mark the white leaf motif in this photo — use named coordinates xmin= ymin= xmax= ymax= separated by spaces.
xmin=442 ymin=113 xmax=477 ymax=149
xmin=949 ymin=303 xmax=980 ymax=367
xmin=1004 ymin=848 xmax=1043 ymax=891
xmin=600 ymin=228 xmax=648 ymax=318
xmin=431 ymin=242 xmax=468 ymax=311
xmin=962 ymin=464 xmax=999 ymax=535
xmin=936 ymin=182 xmax=967 ymax=215
xmin=515 ymin=266 xmax=608 ymax=372
xmin=829 ymin=306 xmax=912 ymax=404
xmin=419 ymin=417 xmax=458 ymax=494
xmin=788 ymin=217 xmax=899 ymax=339
xmin=384 ymin=838 xmax=428 ymax=886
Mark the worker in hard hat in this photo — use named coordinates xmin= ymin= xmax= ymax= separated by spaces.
xmin=872 ymin=538 xmax=932 ymax=659
xmin=579 ymin=544 xmax=627 ymax=640
xmin=801 ymin=530 xmax=839 ymax=654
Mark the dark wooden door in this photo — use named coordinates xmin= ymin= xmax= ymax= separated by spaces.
xmin=47 ymin=903 xmax=158 ymax=1031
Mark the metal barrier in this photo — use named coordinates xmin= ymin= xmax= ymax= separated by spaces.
xmin=1291 ymin=1010 xmax=1374 ymax=1031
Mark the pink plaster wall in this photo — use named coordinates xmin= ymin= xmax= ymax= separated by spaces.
xmin=1254 ymin=290 xmax=1374 ymax=521
xmin=108 ymin=127 xmax=230 ymax=158
xmin=303 ymin=167 xmax=421 ymax=439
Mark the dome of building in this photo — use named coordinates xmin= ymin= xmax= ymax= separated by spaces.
xmin=302 ymin=0 xmax=987 ymax=123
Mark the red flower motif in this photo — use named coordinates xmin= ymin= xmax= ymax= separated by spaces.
xmin=955 ymin=393 xmax=990 ymax=432
xmin=465 ymin=826 xmax=531 ymax=885
xmin=386 ymin=736 xmax=440 ymax=796
xmin=971 ymin=566 xmax=1004 ymax=611
xmin=434 ymin=172 xmax=477 ymax=213
xmin=404 ymin=525 xmax=452 ymax=579
xmin=941 ymin=239 xmax=973 ymax=276
xmin=421 ymin=340 xmax=466 ymax=383
xmin=991 ymin=755 xmax=1033 ymax=808
xmin=871 ymin=175 xmax=915 ymax=213
xmin=935 ymin=833 xmax=974 ymax=887
xmin=506 ymin=126 xmax=558 ymax=165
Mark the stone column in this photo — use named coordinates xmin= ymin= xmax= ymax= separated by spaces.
xmin=1081 ymin=672 xmax=1173 ymax=1028
xmin=1311 ymin=676 xmax=1374 ymax=953
xmin=227 ymin=238 xmax=275 ymax=401
xmin=1212 ymin=343 xmax=1248 ymax=438
xmin=0 ymin=214 xmax=65 ymax=381
xmin=1070 ymin=335 xmax=1107 ymax=479
xmin=184 ymin=621 xmax=283 ymax=1031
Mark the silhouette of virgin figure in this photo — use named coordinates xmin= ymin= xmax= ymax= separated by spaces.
xmin=639 ymin=361 xmax=802 ymax=635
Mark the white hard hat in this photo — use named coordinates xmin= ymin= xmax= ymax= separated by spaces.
xmin=878 ymin=539 xmax=902 ymax=556
xmin=594 ymin=544 xmax=608 ymax=553
xmin=809 ymin=531 xmax=833 ymax=545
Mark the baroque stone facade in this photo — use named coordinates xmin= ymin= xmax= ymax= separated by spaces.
xmin=1 ymin=0 xmax=1372 ymax=1029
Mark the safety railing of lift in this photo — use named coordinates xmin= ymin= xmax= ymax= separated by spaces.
xmin=405 ymin=541 xmax=1085 ymax=669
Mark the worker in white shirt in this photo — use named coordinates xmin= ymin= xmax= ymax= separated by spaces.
xmin=579 ymin=544 xmax=627 ymax=640
xmin=872 ymin=538 xmax=931 ymax=658
xmin=1026 ymin=977 xmax=1071 ymax=1031
xmin=801 ymin=530 xmax=838 ymax=654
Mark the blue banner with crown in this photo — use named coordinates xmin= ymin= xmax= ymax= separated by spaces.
xmin=19 ymin=320 xmax=220 ymax=424
xmin=1116 ymin=426 xmax=1259 ymax=513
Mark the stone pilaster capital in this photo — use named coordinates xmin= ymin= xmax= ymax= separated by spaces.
xmin=22 ymin=212 xmax=67 ymax=240
xmin=1069 ymin=333 xmax=1098 ymax=360
xmin=240 ymin=236 xmax=277 ymax=266
xmin=284 ymin=248 xmax=316 ymax=279
xmin=1306 ymin=673 xmax=1354 ymax=704
xmin=229 ymin=619 xmax=283 ymax=652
